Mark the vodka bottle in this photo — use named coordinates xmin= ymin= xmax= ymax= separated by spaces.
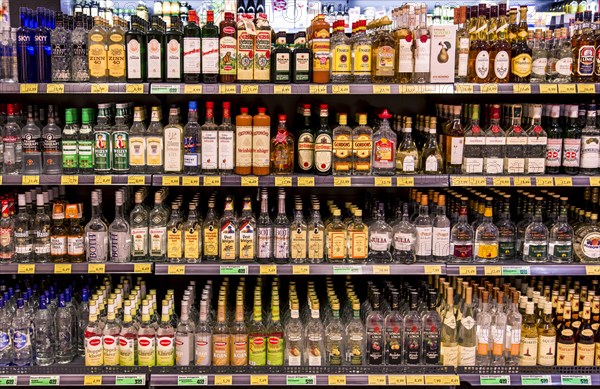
xmin=85 ymin=191 xmax=108 ymax=262
xmin=12 ymin=298 xmax=33 ymax=366
xmin=109 ymin=190 xmax=131 ymax=262
xmin=33 ymin=296 xmax=53 ymax=366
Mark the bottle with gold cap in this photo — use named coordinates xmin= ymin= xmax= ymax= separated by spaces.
xmin=474 ymin=197 xmax=499 ymax=262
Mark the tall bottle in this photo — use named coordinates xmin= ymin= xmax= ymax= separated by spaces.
xmin=311 ymin=14 xmax=330 ymax=83
xmin=183 ymin=101 xmax=200 ymax=174
xmin=165 ymin=16 xmax=183 ymax=82
xmin=457 ymin=287 xmax=476 ymax=366
xmin=88 ymin=17 xmax=108 ymax=82
xmin=163 ymin=106 xmax=184 ymax=173
xmin=252 ymin=108 xmax=270 ymax=176
xmin=182 ymin=10 xmax=201 ymax=83
xmin=51 ymin=12 xmax=72 ymax=82
xmin=125 ymin=16 xmax=146 ymax=82
xmin=107 ymin=16 xmax=126 ymax=82
xmin=146 ymin=16 xmax=164 ymax=82
xmin=34 ymin=8 xmax=51 ymax=83
xmin=315 ymin=104 xmax=333 ymax=176
xmin=201 ymin=10 xmax=219 ymax=83
xmin=219 ymin=12 xmax=237 ymax=83
xmin=510 ymin=6 xmax=532 ymax=82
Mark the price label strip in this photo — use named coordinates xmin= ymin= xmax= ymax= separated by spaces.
xmin=0 ymin=376 xmax=17 ymax=386
xmin=220 ymin=265 xmax=249 ymax=275
xmin=521 ymin=375 xmax=551 ymax=385
xmin=333 ymin=265 xmax=362 ymax=275
xmin=29 ymin=376 xmax=60 ymax=386
xmin=561 ymin=375 xmax=592 ymax=386
xmin=480 ymin=375 xmax=510 ymax=385
xmin=83 ymin=376 xmax=102 ymax=386
xmin=115 ymin=375 xmax=145 ymax=386
xmin=214 ymin=376 xmax=233 ymax=386
xmin=502 ymin=266 xmax=530 ymax=276
xmin=286 ymin=375 xmax=317 ymax=385
xmin=178 ymin=375 xmax=208 ymax=386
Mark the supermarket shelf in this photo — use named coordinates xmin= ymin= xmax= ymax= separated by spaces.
xmin=454 ymin=83 xmax=599 ymax=94
xmin=154 ymin=262 xmax=444 ymax=276
xmin=449 ymin=175 xmax=599 ymax=187
xmin=0 ymin=175 xmax=151 ymax=186
xmin=152 ymin=174 xmax=447 ymax=187
xmin=0 ymin=262 xmax=153 ymax=275
xmin=457 ymin=366 xmax=600 ymax=386
xmin=0 ymin=83 xmax=148 ymax=94
xmin=445 ymin=261 xmax=600 ymax=276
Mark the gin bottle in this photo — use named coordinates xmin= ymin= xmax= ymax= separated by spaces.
xmin=549 ymin=197 xmax=574 ymax=263
xmin=109 ymin=190 xmax=131 ymax=263
xmin=523 ymin=197 xmax=549 ymax=263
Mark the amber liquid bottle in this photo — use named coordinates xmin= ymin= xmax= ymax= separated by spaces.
xmin=252 ymin=108 xmax=271 ymax=176
xmin=467 ymin=4 xmax=490 ymax=83
xmin=235 ymin=108 xmax=253 ymax=175
xmin=509 ymin=6 xmax=532 ymax=82
xmin=219 ymin=12 xmax=237 ymax=83
xmin=311 ymin=14 xmax=331 ymax=83
xmin=574 ymin=11 xmax=595 ymax=82
xmin=490 ymin=4 xmax=511 ymax=83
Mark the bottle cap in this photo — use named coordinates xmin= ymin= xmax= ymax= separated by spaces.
xmin=379 ymin=109 xmax=392 ymax=119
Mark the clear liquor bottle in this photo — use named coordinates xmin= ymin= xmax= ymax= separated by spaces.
xmin=549 ymin=197 xmax=574 ymax=263
xmin=496 ymin=195 xmax=516 ymax=260
xmin=166 ymin=203 xmax=183 ymax=263
xmin=562 ymin=105 xmax=580 ymax=175
xmin=273 ymin=189 xmax=290 ymax=264
xmin=238 ymin=196 xmax=256 ymax=263
xmin=156 ymin=301 xmax=175 ymax=366
xmin=462 ymin=105 xmax=485 ymax=174
xmin=347 ymin=209 xmax=368 ymax=264
xmin=285 ymin=300 xmax=304 ymax=366
xmin=130 ymin=191 xmax=149 ymax=262
xmin=457 ymin=287 xmax=476 ymax=366
xmin=441 ymin=287 xmax=458 ymax=366
xmin=351 ymin=113 xmax=373 ymax=175
xmin=372 ymin=109 xmax=396 ymax=175
xmin=129 ymin=107 xmax=147 ymax=174
xmin=403 ymin=291 xmax=422 ymax=364
xmin=383 ymin=291 xmax=403 ymax=365
xmin=290 ymin=198 xmax=307 ymax=264
xmin=475 ymin=291 xmax=492 ymax=365
xmin=505 ymin=104 xmax=526 ymax=174
xmin=271 ymin=114 xmax=295 ymax=174
xmin=368 ymin=204 xmax=392 ymax=263
xmin=109 ymin=190 xmax=131 ymax=263
xmin=450 ymin=198 xmax=474 ymax=263
xmin=304 ymin=300 xmax=325 ymax=366
xmin=391 ymin=203 xmax=416 ymax=264
xmin=523 ymin=197 xmax=549 ymax=263
xmin=308 ymin=201 xmax=326 ymax=264
xmin=182 ymin=101 xmax=200 ymax=174
xmin=201 ymin=102 xmax=219 ymax=174
xmin=219 ymin=195 xmax=237 ymax=262
xmin=420 ymin=119 xmax=444 ymax=174
xmin=554 ymin=28 xmax=573 ymax=83
xmin=324 ymin=301 xmax=344 ymax=366
xmin=213 ymin=296 xmax=232 ymax=366
xmin=574 ymin=213 xmax=600 ymax=263
xmin=146 ymin=106 xmax=164 ymax=174
xmin=413 ymin=4 xmax=431 ymax=83
xmin=164 ymin=106 xmax=184 ymax=173
xmin=194 ymin=299 xmax=212 ymax=366
xmin=118 ymin=302 xmax=137 ymax=366
xmin=414 ymin=194 xmax=433 ymax=262
xmin=344 ymin=299 xmax=365 ymax=365
xmin=41 ymin=105 xmax=62 ymax=175
xmin=230 ymin=293 xmax=248 ymax=366
xmin=332 ymin=113 xmax=352 ymax=175
xmin=326 ymin=209 xmax=347 ymax=263
xmin=13 ymin=194 xmax=33 ymax=263
xmin=396 ymin=117 xmax=419 ymax=174
xmin=525 ymin=104 xmax=547 ymax=175
xmin=256 ymin=190 xmax=272 ymax=264
xmin=183 ymin=202 xmax=202 ymax=263
xmin=101 ymin=299 xmax=121 ymax=366
xmin=149 ymin=192 xmax=167 ymax=261
xmin=432 ymin=195 xmax=450 ymax=262
xmin=21 ymin=106 xmax=42 ymax=175
xmin=536 ymin=301 xmax=556 ymax=366
xmin=422 ymin=290 xmax=441 ymax=364
xmin=2 ymin=104 xmax=22 ymax=174
xmin=33 ymin=193 xmax=51 ymax=262
xmin=365 ymin=291 xmax=384 ymax=365
xmin=530 ymin=29 xmax=548 ymax=82
xmin=71 ymin=14 xmax=89 ymax=82
xmin=580 ymin=105 xmax=599 ymax=175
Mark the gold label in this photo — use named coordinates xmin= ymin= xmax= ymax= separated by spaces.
xmin=184 ymin=228 xmax=200 ymax=259
xmin=167 ymin=230 xmax=182 ymax=258
xmin=291 ymin=229 xmax=307 ymax=259
xmin=108 ymin=43 xmax=126 ymax=77
xmin=89 ymin=43 xmax=107 ymax=77
xmin=353 ymin=45 xmax=371 ymax=74
xmin=328 ymin=231 xmax=347 ymax=259
xmin=129 ymin=136 xmax=146 ymax=166
xmin=349 ymin=231 xmax=368 ymax=259
xmin=203 ymin=226 xmax=218 ymax=256
xmin=213 ymin=334 xmax=230 ymax=365
xmin=332 ymin=44 xmax=351 ymax=75
xmin=511 ymin=53 xmax=532 ymax=77
xmin=576 ymin=342 xmax=595 ymax=366
xmin=230 ymin=334 xmax=248 ymax=366
xmin=556 ymin=342 xmax=576 ymax=365
xmin=374 ymin=45 xmax=395 ymax=76
xmin=220 ymin=227 xmax=236 ymax=261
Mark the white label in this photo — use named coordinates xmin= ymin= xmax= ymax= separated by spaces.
xmin=527 ymin=136 xmax=547 ymax=146
xmin=68 ymin=236 xmax=85 ymax=256
xmin=398 ymin=39 xmax=414 ymax=73
xmin=538 ymin=335 xmax=556 ymax=365
xmin=449 ymin=137 xmax=464 ymax=165
xmin=527 ymin=157 xmax=546 ymax=174
xmin=425 ymin=155 xmax=438 ymax=172
xmin=201 ymin=37 xmax=219 ymax=74
xmin=475 ymin=51 xmax=490 ymax=79
xmin=164 ymin=127 xmax=182 ymax=172
xmin=458 ymin=38 xmax=469 ymax=77
xmin=110 ymin=232 xmax=130 ymax=261
xmin=462 ymin=316 xmax=475 ymax=330
xmin=276 ymin=52 xmax=290 ymax=72
xmin=274 ymin=228 xmax=290 ymax=258
xmin=465 ymin=136 xmax=485 ymax=146
xmin=485 ymin=157 xmax=504 ymax=174
xmin=532 ymin=57 xmax=547 ymax=76
xmin=201 ymin=130 xmax=218 ymax=170
xmin=131 ymin=227 xmax=148 ymax=256
xmin=494 ymin=50 xmax=510 ymax=79
xmin=175 ymin=334 xmax=193 ymax=366
xmin=402 ymin=156 xmax=415 ymax=172
xmin=183 ymin=37 xmax=201 ymax=74
xmin=50 ymin=236 xmax=67 ymax=255
xmin=257 ymin=227 xmax=272 ymax=258
xmin=130 ymin=136 xmax=146 ymax=166
xmin=194 ymin=335 xmax=212 ymax=366
xmin=167 ymin=39 xmax=181 ymax=78
xmin=252 ymin=126 xmax=271 ymax=168
xmin=556 ymin=57 xmax=572 ymax=76
xmin=149 ymin=227 xmax=166 ymax=255
xmin=464 ymin=158 xmax=484 ymax=174
xmin=296 ymin=53 xmax=310 ymax=71
xmin=369 ymin=232 xmax=391 ymax=251
xmin=236 ymin=126 xmax=253 ymax=168
xmin=394 ymin=232 xmax=415 ymax=251
xmin=563 ymin=138 xmax=581 ymax=167
xmin=432 ymin=227 xmax=450 ymax=257
xmin=414 ymin=37 xmax=430 ymax=72
xmin=314 ymin=133 xmax=333 ymax=173
xmin=581 ymin=135 xmax=600 ymax=169
xmin=582 ymin=232 xmax=600 ymax=259
xmin=127 ymin=39 xmax=142 ymax=79
xmin=415 ymin=226 xmax=432 ymax=256
xmin=148 ymin=38 xmax=162 ymax=79
xmin=506 ymin=137 xmax=527 ymax=145
xmin=546 ymin=138 xmax=562 ymax=167
xmin=288 ymin=354 xmax=302 ymax=366
xmin=218 ymin=131 xmax=234 ymax=170
xmin=458 ymin=345 xmax=476 ymax=366
xmin=444 ymin=312 xmax=456 ymax=329
xmin=86 ymin=232 xmax=107 ymax=261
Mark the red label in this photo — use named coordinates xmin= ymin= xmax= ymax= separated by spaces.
xmin=89 ymin=338 xmax=101 ymax=347
xmin=139 ymin=339 xmax=151 ymax=347
xmin=104 ymin=337 xmax=115 ymax=345
xmin=159 ymin=338 xmax=172 ymax=347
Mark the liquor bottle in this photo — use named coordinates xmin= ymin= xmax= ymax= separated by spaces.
xmin=33 ymin=193 xmax=51 ymax=262
xmin=146 ymin=106 xmax=164 ymax=174
xmin=289 ymin=198 xmax=307 ymax=264
xmin=545 ymin=105 xmax=562 ymax=173
xmin=297 ymin=104 xmax=314 ymax=173
xmin=475 ymin=290 xmax=492 ymax=365
xmin=219 ymin=195 xmax=237 ymax=262
xmin=510 ymin=6 xmax=532 ymax=82
xmin=256 ymin=190 xmax=272 ymax=264
xmin=351 ymin=20 xmax=371 ymax=83
xmin=183 ymin=202 xmax=201 ymax=263
xmin=330 ymin=21 xmax=351 ymax=83
xmin=34 ymin=8 xmax=51 ymax=83
xmin=21 ymin=106 xmax=42 ymax=175
xmin=549 ymin=197 xmax=574 ymax=263
xmin=129 ymin=107 xmax=147 ymax=173
xmin=450 ymin=197 xmax=474 ymax=262
xmin=368 ymin=203 xmax=392 ymax=263
xmin=350 ymin=113 xmax=373 ymax=175
xmin=111 ymin=105 xmax=130 ymax=173
xmin=62 ymin=109 xmax=78 ymax=174
xmin=580 ymin=106 xmax=599 ymax=175
xmin=201 ymin=10 xmax=219 ymax=83
xmin=129 ymin=191 xmax=148 ymax=261
xmin=146 ymin=16 xmax=164 ymax=82
xmin=332 ymin=113 xmax=352 ymax=175
xmin=371 ymin=18 xmax=395 ymax=83
xmin=462 ymin=105 xmax=484 ymax=174
xmin=202 ymin=198 xmax=218 ymax=262
xmin=402 ymin=291 xmax=422 ymax=364
xmin=525 ymin=105 xmax=547 ymax=175
xmin=457 ymin=287 xmax=476 ymax=366
xmin=422 ymin=290 xmax=441 ymax=364
xmin=88 ymin=17 xmax=108 ymax=82
xmin=292 ymin=32 xmax=311 ymax=83
xmin=165 ymin=16 xmax=182 ymax=82
xmin=326 ymin=209 xmax=346 ymax=262
xmin=372 ymin=109 xmax=396 ymax=175
xmin=254 ymin=14 xmax=271 ymax=82
xmin=271 ymin=31 xmax=291 ymax=83
xmin=308 ymin=201 xmax=325 ymax=264
xmin=236 ymin=13 xmax=254 ymax=83
xmin=2 ymin=104 xmax=21 ymax=175
xmin=41 ymin=105 xmax=62 ymax=175
xmin=217 ymin=102 xmax=235 ymax=174
xmin=235 ymin=107 xmax=253 ymax=175
xmin=230 ymin=293 xmax=248 ymax=365
xmin=66 ymin=204 xmax=84 ymax=263
xmin=432 ymin=195 xmax=450 ymax=262
xmin=490 ymin=4 xmax=510 ymax=83
xmin=107 ymin=16 xmax=126 ymax=82
xmin=109 ymin=190 xmax=131 ymax=262
xmin=365 ymin=291 xmax=384 ymax=365
xmin=530 ymin=29 xmax=548 ymax=83
xmin=314 ymin=104 xmax=333 ymax=176
xmin=183 ymin=101 xmax=200 ymax=174
xmin=441 ymin=287 xmax=458 ymax=366
xmin=311 ymin=14 xmax=331 ymax=83
xmin=562 ymin=105 xmax=581 ymax=175
xmin=137 ymin=301 xmax=156 ymax=366
xmin=483 ymin=105 xmax=506 ymax=174
xmin=574 ymin=11 xmax=595 ymax=82
xmin=17 ymin=8 xmax=35 ymax=83
xmin=474 ymin=199 xmax=499 ymax=262
xmin=325 ymin=300 xmax=344 ymax=366
xmin=166 ymin=203 xmax=183 ymax=263
xmin=78 ymin=108 xmax=94 ymax=173
xmin=468 ymin=5 xmax=489 ymax=83
xmin=556 ymin=301 xmax=576 ymax=365
xmin=156 ymin=301 xmax=175 ymax=366
xmin=445 ymin=106 xmax=464 ymax=174
xmin=182 ymin=10 xmax=201 ymax=83
xmin=149 ymin=192 xmax=167 ymax=261
xmin=219 ymin=12 xmax=236 ymax=83
xmin=270 ymin=114 xmax=294 ymax=174
xmin=396 ymin=117 xmax=419 ymax=174
xmin=248 ymin=292 xmax=266 ymax=366
xmin=125 ymin=16 xmax=146 ymax=82
xmin=414 ymin=194 xmax=433 ymax=262
xmin=272 ymin=189 xmax=290 ymax=264
xmin=163 ymin=106 xmax=184 ymax=173
xmin=252 ymin=108 xmax=270 ymax=176
xmin=496 ymin=195 xmax=516 ymax=260
xmin=505 ymin=105 xmax=526 ymax=174
xmin=51 ymin=13 xmax=71 ymax=82
xmin=576 ymin=301 xmax=595 ymax=366
xmin=285 ymin=300 xmax=304 ymax=366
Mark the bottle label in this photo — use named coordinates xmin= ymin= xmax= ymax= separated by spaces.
xmin=562 ymin=138 xmax=581 ymax=168
xmin=50 ymin=235 xmax=67 ymax=256
xmin=524 ymin=242 xmax=547 ymax=260
xmin=546 ymin=138 xmax=562 ymax=167
xmin=78 ymin=139 xmax=94 ymax=170
xmin=556 ymin=341 xmax=575 ymax=365
xmin=201 ymin=37 xmax=219 ymax=74
xmin=432 ymin=226 xmax=450 ymax=257
xmin=157 ymin=336 xmax=175 ymax=366
xmin=491 ymin=326 xmax=504 ymax=356
xmin=580 ymin=135 xmax=599 ymax=168
xmin=476 ymin=328 xmax=489 ymax=355
xmin=475 ymin=50 xmax=490 ymax=79
xmin=394 ymin=232 xmax=415 ymax=252
xmin=220 ymin=225 xmax=236 ymax=261
xmin=111 ymin=131 xmax=129 ymax=171
xmin=441 ymin=344 xmax=458 ymax=367
xmin=274 ymin=227 xmax=290 ymax=259
xmin=219 ymin=35 xmax=237 ymax=75
xmin=458 ymin=345 xmax=476 ymax=366
xmin=287 ymin=336 xmax=302 ymax=366
xmin=511 ymin=53 xmax=532 ymax=77
xmin=415 ymin=226 xmax=432 ymax=256
xmin=312 ymin=36 xmax=330 ymax=72
xmin=532 ymin=57 xmax=547 ymax=76
xmin=194 ymin=335 xmax=211 ymax=366
xmin=374 ymin=45 xmax=395 ymax=76
xmin=236 ymin=126 xmax=253 ymax=168
xmin=103 ymin=334 xmax=119 ymax=365
xmin=401 ymin=155 xmax=416 ymax=172
xmin=236 ymin=30 xmax=254 ymax=81
xmin=327 ymin=336 xmax=343 ymax=365
xmin=373 ymin=138 xmax=395 ymax=168
xmin=218 ymin=130 xmax=235 ymax=170
xmin=94 ymin=131 xmax=111 ymax=170
xmin=131 ymin=227 xmax=148 ymax=257
xmin=137 ymin=336 xmax=156 ymax=366
xmin=577 ymin=45 xmax=595 ymax=76
xmin=328 ymin=231 xmax=346 ymax=259
xmin=238 ymin=222 xmax=255 ymax=260
xmin=353 ymin=44 xmax=371 ymax=75
xmin=350 ymin=231 xmax=368 ymax=258
xmin=314 ymin=133 xmax=333 ymax=173
xmin=85 ymin=335 xmax=103 ymax=366
xmin=130 ymin=136 xmax=146 ymax=166
xmin=596 ymin=342 xmax=600 ymax=366
xmin=367 ymin=329 xmax=384 ymax=364
xmin=108 ymin=40 xmax=126 ymax=78
xmin=294 ymin=52 xmax=311 ymax=80
xmin=166 ymin=39 xmax=181 ymax=79
xmin=582 ymin=231 xmax=600 ymax=259
xmin=556 ymin=57 xmax=572 ymax=75
xmin=353 ymin=135 xmax=373 ymax=172
xmin=423 ymin=328 xmax=440 ymax=364
xmin=249 ymin=335 xmax=266 ymax=366
xmin=231 ymin=336 xmax=248 ymax=366
xmin=425 ymin=155 xmax=438 ymax=172
xmin=275 ymin=52 xmax=291 ymax=81
xmin=184 ymin=225 xmax=200 ymax=259
xmin=183 ymin=37 xmax=201 ymax=74
xmin=110 ymin=231 xmax=129 ymax=261
xmin=494 ymin=50 xmax=510 ymax=79
xmin=548 ymin=242 xmax=572 ymax=259
xmin=119 ymin=336 xmax=135 ymax=366
xmin=175 ymin=334 xmax=193 ymax=366
xmin=414 ymin=35 xmax=430 ymax=73
xmin=252 ymin=126 xmax=271 ymax=168
xmin=308 ymin=229 xmax=324 ymax=260
xmin=254 ymin=30 xmax=272 ymax=81
xmin=398 ymin=38 xmax=414 ymax=73
xmin=12 ymin=330 xmax=30 ymax=351
xmin=452 ymin=243 xmax=473 ymax=259
xmin=126 ymin=38 xmax=142 ymax=79
xmin=291 ymin=228 xmax=307 ymax=259
xmin=577 ymin=342 xmax=595 ymax=366
xmin=298 ymin=132 xmax=315 ymax=171
xmin=167 ymin=228 xmax=182 ymax=259
xmin=183 ymin=135 xmax=199 ymax=168
xmin=332 ymin=44 xmax=351 ymax=75
xmin=385 ymin=329 xmax=402 ymax=365
xmin=62 ymin=140 xmax=78 ymax=169
xmin=89 ymin=39 xmax=107 ymax=78
xmin=68 ymin=235 xmax=85 ymax=256
xmin=147 ymin=38 xmax=162 ymax=79
xmin=446 ymin=136 xmax=464 ymax=165
xmin=267 ymin=335 xmax=284 ymax=365
xmin=201 ymin=130 xmax=218 ymax=170
xmin=369 ymin=232 xmax=390 ymax=252
xmin=519 ymin=336 xmax=538 ymax=365
xmin=257 ymin=227 xmax=272 ymax=258
xmin=333 ymin=135 xmax=352 ymax=172
xmin=150 ymin=227 xmax=167 ymax=256
xmin=457 ymin=38 xmax=469 ymax=77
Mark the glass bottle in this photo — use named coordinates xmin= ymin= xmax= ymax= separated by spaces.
xmin=289 ymin=198 xmax=307 ymax=264
xmin=372 ymin=19 xmax=396 ymax=83
xmin=273 ymin=189 xmax=290 ymax=264
xmin=562 ymin=105 xmax=581 ymax=175
xmin=291 ymin=32 xmax=312 ymax=83
xmin=182 ymin=10 xmax=201 ymax=83
xmin=125 ymin=16 xmax=146 ymax=82
xmin=368 ymin=203 xmax=392 ymax=263
xmin=462 ymin=105 xmax=485 ymax=174
xmin=50 ymin=13 xmax=71 ymax=82
xmin=384 ymin=292 xmax=403 ymax=365
xmin=525 ymin=104 xmax=547 ymax=175
xmin=330 ymin=20 xmax=351 ymax=83
xmin=403 ymin=291 xmax=422 ymax=364
xmin=21 ymin=106 xmax=42 ymax=175
xmin=457 ymin=287 xmax=476 ymax=366
xmin=372 ymin=109 xmax=396 ymax=175
xmin=549 ymin=197 xmax=574 ymax=263
xmin=107 ymin=16 xmax=126 ymax=82
xmin=324 ymin=301 xmax=344 ymax=366
xmin=41 ymin=105 xmax=63 ymax=175
xmin=450 ymin=198 xmax=474 ymax=263
xmin=129 ymin=191 xmax=149 ymax=262
xmin=326 ymin=209 xmax=346 ymax=263
xmin=505 ymin=104 xmax=526 ymax=174
xmin=396 ymin=117 xmax=419 ymax=174
xmin=414 ymin=194 xmax=433 ymax=262
xmin=218 ymin=102 xmax=235 ymax=174
xmin=352 ymin=113 xmax=373 ymax=175
xmin=510 ymin=6 xmax=532 ymax=82
xmin=351 ymin=20 xmax=371 ymax=83
xmin=109 ymin=190 xmax=131 ymax=263
xmin=576 ymin=301 xmax=595 ymax=366
xmin=496 ymin=195 xmax=516 ymax=260
xmin=146 ymin=15 xmax=164 ymax=82
xmin=523 ymin=197 xmax=549 ymax=263
xmin=219 ymin=12 xmax=237 ymax=83
xmin=474 ymin=199 xmax=499 ymax=262
xmin=475 ymin=291 xmax=492 ymax=365
xmin=201 ymin=10 xmax=219 ymax=84
xmin=345 ymin=300 xmax=365 ymax=365
xmin=490 ymin=4 xmax=511 ymax=83
xmin=391 ymin=203 xmax=416 ymax=264
xmin=256 ymin=190 xmax=272 ymax=264
xmin=308 ymin=201 xmax=325 ymax=264
xmin=219 ymin=195 xmax=237 ymax=262
xmin=71 ymin=13 xmax=89 ymax=82
xmin=164 ymin=106 xmax=184 ymax=173
xmin=270 ymin=114 xmax=295 ymax=174
xmin=580 ymin=106 xmax=599 ymax=175
xmin=271 ymin=31 xmax=291 ymax=83
xmin=555 ymin=301 xmax=576 ymax=365
xmin=182 ymin=101 xmax=200 ymax=175
xmin=314 ymin=104 xmax=332 ymax=176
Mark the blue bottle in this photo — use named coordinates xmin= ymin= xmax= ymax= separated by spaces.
xmin=34 ymin=8 xmax=51 ymax=83
xmin=16 ymin=7 xmax=35 ymax=83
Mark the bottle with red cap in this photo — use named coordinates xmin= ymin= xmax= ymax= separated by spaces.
xmin=218 ymin=102 xmax=235 ymax=174
xmin=2 ymin=104 xmax=22 ymax=175
xmin=271 ymin=114 xmax=295 ymax=174
xmin=201 ymin=101 xmax=219 ymax=174
xmin=201 ymin=10 xmax=219 ymax=84
xmin=372 ymin=109 xmax=397 ymax=175
xmin=314 ymin=104 xmax=333 ymax=175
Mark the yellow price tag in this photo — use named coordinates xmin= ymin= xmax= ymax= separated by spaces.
xmin=127 ymin=175 xmax=145 ymax=185
xmin=18 ymin=264 xmax=36 ymax=274
xmin=275 ymin=176 xmax=293 ymax=186
xmin=91 ymin=84 xmax=109 ymax=93
xmin=126 ymin=84 xmax=144 ymax=94
xmin=20 ymin=84 xmax=38 ymax=93
xmin=424 ymin=265 xmax=442 ymax=274
xmin=241 ymin=84 xmax=259 ymax=94
xmin=539 ymin=84 xmax=557 ymax=94
xmin=162 ymin=176 xmax=180 ymax=186
xmin=241 ymin=176 xmax=259 ymax=186
xmin=459 ymin=266 xmax=477 ymax=276
xmin=334 ymin=177 xmax=351 ymax=186
xmin=184 ymin=84 xmax=203 ymax=94
xmin=373 ymin=85 xmax=391 ymax=94
xmin=368 ymin=376 xmax=387 ymax=385
xmin=292 ymin=265 xmax=310 ymax=275
xmin=215 ymin=376 xmax=232 ymax=385
xmin=590 ymin=177 xmax=600 ymax=186
xmin=250 ymin=376 xmax=268 ymax=385
xmin=451 ymin=176 xmax=486 ymax=186
xmin=493 ymin=176 xmax=511 ymax=186
xmin=298 ymin=177 xmax=315 ymax=186
xmin=406 ymin=376 xmax=425 ymax=385
xmin=328 ymin=376 xmax=346 ymax=385
xmin=555 ymin=177 xmax=572 ymax=186
xmin=535 ymin=177 xmax=554 ymax=186
xmin=372 ymin=265 xmax=390 ymax=275
xmin=168 ymin=265 xmax=185 ymax=275
xmin=332 ymin=85 xmax=350 ymax=94
xmin=84 ymin=376 xmax=102 ymax=386
xmin=260 ymin=265 xmax=277 ymax=275
xmin=134 ymin=263 xmax=151 ymax=273
xmin=87 ymin=264 xmax=105 ymax=274
xmin=219 ymin=85 xmax=237 ymax=94
xmin=388 ymin=376 xmax=406 ymax=385
xmin=0 ymin=176 xmax=3 ymax=185
xmin=397 ymin=177 xmax=414 ymax=186
xmin=480 ymin=84 xmax=498 ymax=94
xmin=513 ymin=84 xmax=531 ymax=93
xmin=22 ymin=176 xmax=40 ymax=185
xmin=513 ymin=177 xmax=531 ymax=186
xmin=425 ymin=376 xmax=460 ymax=386
xmin=374 ymin=177 xmax=392 ymax=187
xmin=578 ymin=84 xmax=596 ymax=93
xmin=273 ymin=85 xmax=292 ymax=94
xmin=309 ymin=85 xmax=327 ymax=94
xmin=484 ymin=266 xmax=502 ymax=276
xmin=61 ymin=175 xmax=79 ymax=185
xmin=558 ymin=84 xmax=577 ymax=94
xmin=586 ymin=265 xmax=600 ymax=275
xmin=94 ymin=176 xmax=112 ymax=185
xmin=54 ymin=264 xmax=72 ymax=274
xmin=182 ymin=176 xmax=200 ymax=186
xmin=455 ymin=84 xmax=474 ymax=93
xmin=204 ymin=176 xmax=221 ymax=186
xmin=47 ymin=84 xmax=65 ymax=94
